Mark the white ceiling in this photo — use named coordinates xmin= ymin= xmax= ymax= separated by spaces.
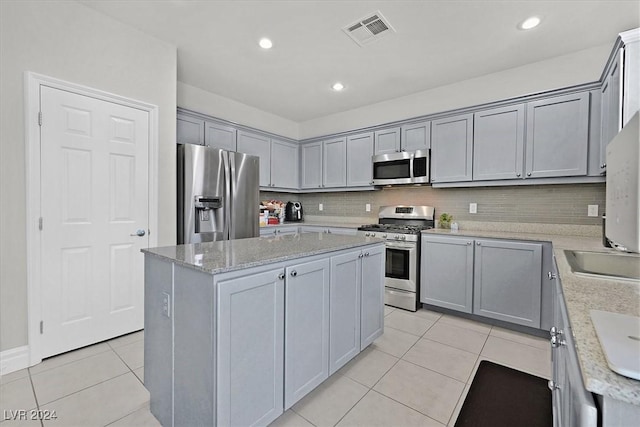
xmin=81 ymin=0 xmax=639 ymax=122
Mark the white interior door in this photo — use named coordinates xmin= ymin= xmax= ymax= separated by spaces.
xmin=40 ymin=85 xmax=149 ymax=358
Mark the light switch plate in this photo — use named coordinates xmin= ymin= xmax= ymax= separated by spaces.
xmin=588 ymin=205 xmax=599 ymax=217
xmin=319 ymin=203 xmax=323 ymax=211
xmin=162 ymin=292 xmax=171 ymax=318
xmin=366 ymin=203 xmax=371 ymax=212
xmin=469 ymin=203 xmax=477 ymax=214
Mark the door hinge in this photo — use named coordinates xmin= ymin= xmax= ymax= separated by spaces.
xmin=40 ymin=321 xmax=43 ymax=334
xmin=38 ymin=111 xmax=42 ymax=126
xmin=38 ymin=217 xmax=43 ymax=231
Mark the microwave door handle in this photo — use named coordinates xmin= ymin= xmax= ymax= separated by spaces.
xmin=409 ymin=152 xmax=414 ymax=180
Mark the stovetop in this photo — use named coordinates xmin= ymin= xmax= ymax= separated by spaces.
xmin=357 ymin=223 xmax=433 ymax=234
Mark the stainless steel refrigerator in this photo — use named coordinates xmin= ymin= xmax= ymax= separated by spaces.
xmin=177 ymin=144 xmax=259 ymax=244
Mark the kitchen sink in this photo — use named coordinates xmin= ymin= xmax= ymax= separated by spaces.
xmin=564 ymin=250 xmax=640 ymax=282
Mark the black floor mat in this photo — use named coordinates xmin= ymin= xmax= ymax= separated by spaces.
xmin=454 ymin=360 xmax=552 ymax=427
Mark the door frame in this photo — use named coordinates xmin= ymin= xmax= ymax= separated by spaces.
xmin=25 ymin=72 xmax=159 ymax=365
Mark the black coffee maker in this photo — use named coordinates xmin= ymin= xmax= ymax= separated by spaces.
xmin=285 ymin=201 xmax=303 ymax=222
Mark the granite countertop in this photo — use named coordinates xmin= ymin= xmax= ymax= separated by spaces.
xmin=423 ymin=227 xmax=640 ymax=406
xmin=143 ymin=233 xmax=383 ymax=275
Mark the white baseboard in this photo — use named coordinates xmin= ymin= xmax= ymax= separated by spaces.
xmin=0 ymin=345 xmax=30 ymax=375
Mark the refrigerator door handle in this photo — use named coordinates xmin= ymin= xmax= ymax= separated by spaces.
xmin=223 ymin=152 xmax=231 ymax=240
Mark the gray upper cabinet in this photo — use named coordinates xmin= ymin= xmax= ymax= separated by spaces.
xmin=237 ymin=130 xmax=271 ymax=187
xmin=346 ymin=132 xmax=374 ymax=187
xmin=360 ymin=246 xmax=385 ymax=349
xmin=329 ymin=250 xmax=361 ymax=375
xmin=205 ymin=121 xmax=236 ymax=151
xmin=599 ymin=48 xmax=623 ymax=173
xmin=271 ymin=138 xmax=299 ymax=189
xmin=525 ymin=92 xmax=590 ymax=179
xmin=374 ymin=127 xmax=401 ymax=155
xmin=420 ymin=235 xmax=474 ymax=313
xmin=216 ymin=267 xmax=284 ymax=427
xmin=323 ymin=137 xmax=347 ymax=188
xmin=177 ymin=113 xmax=204 ymax=145
xmin=473 ymin=104 xmax=525 ymax=181
xmin=300 ymin=142 xmax=323 ymax=189
xmin=473 ymin=239 xmax=542 ymax=328
xmin=284 ymin=258 xmax=330 ymax=409
xmin=401 ymin=121 xmax=431 ymax=152
xmin=431 ymin=113 xmax=474 ymax=183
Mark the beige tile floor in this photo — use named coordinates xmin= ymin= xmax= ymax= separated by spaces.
xmin=1 ymin=308 xmax=551 ymax=427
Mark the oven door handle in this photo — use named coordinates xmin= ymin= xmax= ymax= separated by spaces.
xmin=385 ymin=242 xmax=416 ymax=250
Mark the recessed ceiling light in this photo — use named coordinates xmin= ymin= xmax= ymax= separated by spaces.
xmin=519 ymin=16 xmax=541 ymax=30
xmin=259 ymin=38 xmax=273 ymax=49
xmin=332 ymin=82 xmax=345 ymax=91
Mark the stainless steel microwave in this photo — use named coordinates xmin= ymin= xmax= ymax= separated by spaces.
xmin=372 ymin=150 xmax=430 ymax=186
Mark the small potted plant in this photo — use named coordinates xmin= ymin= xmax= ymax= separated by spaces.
xmin=439 ymin=213 xmax=452 ymax=229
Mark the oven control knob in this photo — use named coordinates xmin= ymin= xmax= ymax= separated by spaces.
xmin=401 ymin=235 xmax=406 ymax=240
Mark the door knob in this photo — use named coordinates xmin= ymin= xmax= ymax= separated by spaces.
xmin=130 ymin=229 xmax=146 ymax=237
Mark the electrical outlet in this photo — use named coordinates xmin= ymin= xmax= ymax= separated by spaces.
xmin=469 ymin=203 xmax=477 ymax=214
xmin=365 ymin=203 xmax=371 ymax=212
xmin=162 ymin=292 xmax=171 ymax=318
xmin=319 ymin=203 xmax=323 ymax=211
xmin=588 ymin=205 xmax=599 ymax=217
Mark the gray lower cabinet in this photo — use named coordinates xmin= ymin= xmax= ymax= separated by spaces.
xmin=284 ymin=259 xmax=330 ymax=409
xmin=323 ymin=137 xmax=347 ymax=188
xmin=431 ymin=113 xmax=474 ymax=183
xmin=550 ymin=271 xmax=597 ymax=427
xmin=421 ymin=235 xmax=543 ymax=328
xmin=216 ymin=267 xmax=285 ymax=427
xmin=346 ymin=132 xmax=374 ymax=187
xmin=329 ymin=250 xmax=361 ymax=375
xmin=260 ymin=226 xmax=299 ymax=236
xmin=420 ymin=235 xmax=474 ymax=313
xmin=205 ymin=121 xmax=236 ymax=151
xmin=473 ymin=104 xmax=525 ymax=181
xmin=299 ymin=226 xmax=357 ymax=236
xmin=473 ymin=239 xmax=542 ymax=328
xmin=360 ymin=245 xmax=385 ymax=348
xmin=177 ymin=113 xmax=204 ymax=145
xmin=525 ymin=92 xmax=590 ymax=178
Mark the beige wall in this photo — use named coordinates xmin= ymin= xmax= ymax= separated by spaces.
xmin=178 ymin=82 xmax=299 ymax=140
xmin=263 ymin=183 xmax=606 ymax=226
xmin=0 ymin=1 xmax=177 ymax=352
xmin=298 ymin=44 xmax=612 ymax=139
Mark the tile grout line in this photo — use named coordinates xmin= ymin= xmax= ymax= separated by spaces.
xmin=26 ymin=370 xmax=44 ymax=427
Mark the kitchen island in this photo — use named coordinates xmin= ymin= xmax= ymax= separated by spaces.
xmin=142 ymin=233 xmax=385 ymax=427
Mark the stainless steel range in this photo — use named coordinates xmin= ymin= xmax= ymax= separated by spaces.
xmin=357 ymin=206 xmax=435 ymax=311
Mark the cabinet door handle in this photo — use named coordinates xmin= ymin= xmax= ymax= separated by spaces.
xmin=278 ymin=273 xmax=285 ymax=280
xmin=467 ymin=242 xmax=472 ymax=245
xmin=548 ymin=272 xmax=557 ymax=280
xmin=290 ymin=270 xmax=297 ymax=277
xmin=601 ymin=163 xmax=606 ymax=168
xmin=548 ymin=380 xmax=559 ymax=391
xmin=516 ymin=173 xmax=521 ymax=177
xmin=364 ymin=252 xmax=369 ymax=257
xmin=358 ymin=253 xmax=364 ymax=258
xmin=476 ymin=242 xmax=481 ymax=246
xmin=527 ymin=172 xmax=532 ymax=177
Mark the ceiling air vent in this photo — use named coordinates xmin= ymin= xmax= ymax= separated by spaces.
xmin=343 ymin=11 xmax=395 ymax=47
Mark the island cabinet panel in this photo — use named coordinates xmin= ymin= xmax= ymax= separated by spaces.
xmin=284 ymin=259 xmax=330 ymax=409
xmin=329 ymin=251 xmax=361 ymax=375
xmin=216 ymin=268 xmax=285 ymax=427
xmin=473 ymin=239 xmax=543 ymax=328
xmin=143 ymin=257 xmax=174 ymax=427
xmin=204 ymin=121 xmax=236 ymax=151
xmin=360 ymin=245 xmax=385 ymax=349
xmin=472 ymin=104 xmax=525 ymax=181
xmin=346 ymin=132 xmax=374 ymax=187
xmin=430 ymin=113 xmax=474 ymax=183
xmin=420 ymin=235 xmax=474 ymax=313
xmin=525 ymin=92 xmax=590 ymax=178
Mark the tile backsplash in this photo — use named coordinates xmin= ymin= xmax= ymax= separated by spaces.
xmin=262 ymin=183 xmax=605 ymax=225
